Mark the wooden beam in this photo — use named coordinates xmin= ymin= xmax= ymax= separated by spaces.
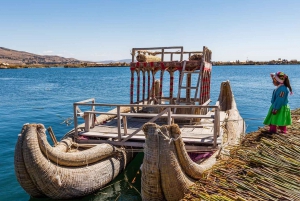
xmin=122 ymin=116 xmax=127 ymax=135
xmin=47 ymin=126 xmax=58 ymax=146
xmin=121 ymin=108 xmax=169 ymax=142
xmin=117 ymin=106 xmax=121 ymax=141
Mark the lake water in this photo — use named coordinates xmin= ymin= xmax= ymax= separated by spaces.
xmin=1 ymin=65 xmax=299 ymax=201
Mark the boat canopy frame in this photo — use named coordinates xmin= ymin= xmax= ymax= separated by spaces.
xmin=129 ymin=46 xmax=212 ymax=107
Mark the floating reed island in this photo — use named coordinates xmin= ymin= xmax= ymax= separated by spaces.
xmin=182 ymin=108 xmax=300 ymax=201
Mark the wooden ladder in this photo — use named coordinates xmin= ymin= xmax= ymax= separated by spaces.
xmin=174 ymin=60 xmax=204 ymax=122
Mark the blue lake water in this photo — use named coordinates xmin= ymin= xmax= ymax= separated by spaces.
xmin=1 ymin=65 xmax=299 ymax=200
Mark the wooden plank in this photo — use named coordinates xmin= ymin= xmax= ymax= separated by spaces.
xmin=183 ymin=124 xmax=213 ymax=128
xmin=80 ymin=131 xmax=221 ymax=144
xmin=84 ymin=111 xmax=213 ymax=119
xmin=80 ymin=132 xmax=146 ymax=140
xmin=185 ymin=145 xmax=219 ymax=152
xmin=77 ymin=139 xmax=145 ymax=147
xmin=182 ymin=137 xmax=222 ymax=144
xmin=122 ymin=116 xmax=127 ymax=135
xmin=75 ymin=103 xmax=219 ymax=109
xmin=117 ymin=106 xmax=121 ymax=140
xmin=121 ymin=108 xmax=169 ymax=142
xmin=47 ymin=126 xmax=58 ymax=146
xmin=85 ymin=113 xmax=90 ymax=132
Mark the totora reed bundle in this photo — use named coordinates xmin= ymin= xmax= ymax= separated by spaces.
xmin=14 ymin=124 xmax=132 ymax=199
xmin=136 ymin=54 xmax=161 ymax=62
xmin=141 ymin=123 xmax=219 ymax=201
xmin=189 ymin=54 xmax=202 ymax=61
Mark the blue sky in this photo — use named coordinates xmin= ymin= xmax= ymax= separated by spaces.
xmin=1 ymin=0 xmax=299 ymax=62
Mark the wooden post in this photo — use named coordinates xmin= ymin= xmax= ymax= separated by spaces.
xmin=117 ymin=106 xmax=121 ymax=141
xmin=47 ymin=126 xmax=58 ymax=146
xmin=130 ymin=69 xmax=135 ymax=112
xmin=180 ymin=47 xmax=183 ymax=61
xmin=73 ymin=104 xmax=78 ymax=138
xmin=167 ymin=107 xmax=172 ymax=125
xmin=142 ymin=70 xmax=146 ymax=105
xmin=84 ymin=113 xmax=90 ymax=132
xmin=213 ymin=107 xmax=220 ymax=148
xmin=132 ymin=49 xmax=135 ymax=62
xmin=91 ymin=99 xmax=95 ymax=128
xmin=216 ymin=107 xmax=220 ymax=137
xmin=159 ymin=69 xmax=164 ymax=104
xmin=137 ymin=70 xmax=140 ymax=107
xmin=186 ymin=73 xmax=191 ymax=103
xmin=122 ymin=116 xmax=127 ymax=135
xmin=169 ymin=71 xmax=174 ymax=104
xmin=130 ymin=70 xmax=134 ymax=104
xmin=147 ymin=70 xmax=151 ymax=101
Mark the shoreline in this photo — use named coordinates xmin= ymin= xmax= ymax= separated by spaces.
xmin=1 ymin=62 xmax=299 ymax=69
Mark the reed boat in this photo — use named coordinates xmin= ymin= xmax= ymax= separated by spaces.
xmin=15 ymin=46 xmax=245 ymax=200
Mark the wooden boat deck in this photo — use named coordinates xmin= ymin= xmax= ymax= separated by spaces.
xmin=71 ymin=46 xmax=217 ymax=152
xmin=77 ymin=110 xmax=227 ymax=152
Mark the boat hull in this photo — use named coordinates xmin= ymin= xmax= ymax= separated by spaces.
xmin=14 ymin=124 xmax=132 ymax=199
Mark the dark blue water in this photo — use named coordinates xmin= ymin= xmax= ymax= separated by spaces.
xmin=1 ymin=65 xmax=299 ymax=200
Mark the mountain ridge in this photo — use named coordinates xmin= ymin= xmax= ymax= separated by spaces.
xmin=0 ymin=47 xmax=83 ymax=65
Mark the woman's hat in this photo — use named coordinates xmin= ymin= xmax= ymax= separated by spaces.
xmin=270 ymin=71 xmax=286 ymax=83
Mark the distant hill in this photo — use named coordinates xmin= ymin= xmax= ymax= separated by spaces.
xmin=0 ymin=47 xmax=82 ymax=65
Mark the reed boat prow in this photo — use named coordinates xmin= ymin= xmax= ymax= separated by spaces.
xmin=14 ymin=124 xmax=131 ymax=199
xmin=141 ymin=80 xmax=245 ymax=201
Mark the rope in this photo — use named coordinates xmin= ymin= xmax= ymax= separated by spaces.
xmin=154 ymin=127 xmax=161 ymax=194
xmin=84 ymin=152 xmax=89 ymax=168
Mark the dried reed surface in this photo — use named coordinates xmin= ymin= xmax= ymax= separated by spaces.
xmin=189 ymin=54 xmax=203 ymax=61
xmin=141 ymin=123 xmax=195 ymax=201
xmin=14 ymin=124 xmax=132 ymax=199
xmin=182 ymin=108 xmax=300 ymax=201
xmin=141 ymin=123 xmax=218 ymax=201
xmin=136 ymin=54 xmax=161 ymax=62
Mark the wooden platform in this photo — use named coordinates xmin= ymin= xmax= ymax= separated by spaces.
xmin=77 ymin=111 xmax=227 ymax=152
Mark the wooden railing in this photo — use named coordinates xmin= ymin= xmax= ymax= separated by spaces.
xmin=73 ymin=99 xmax=220 ymax=147
xmin=131 ymin=46 xmax=209 ymax=62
